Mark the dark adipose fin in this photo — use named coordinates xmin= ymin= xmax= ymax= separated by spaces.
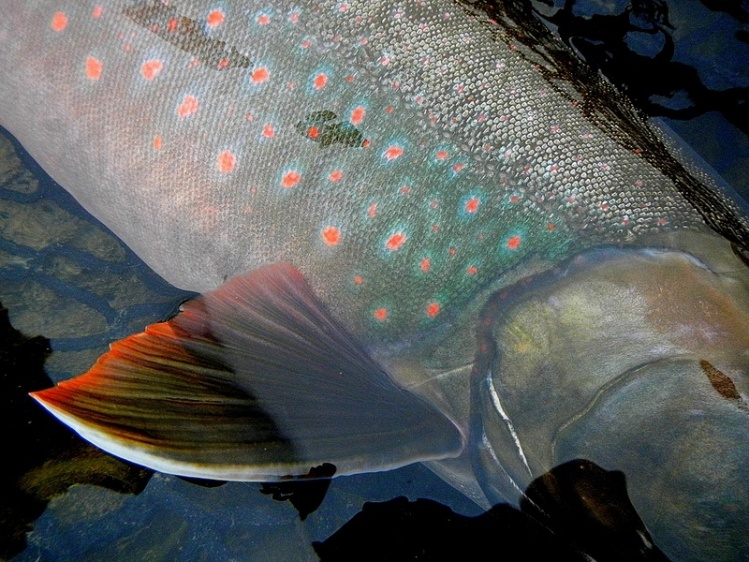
xmin=31 ymin=264 xmax=463 ymax=481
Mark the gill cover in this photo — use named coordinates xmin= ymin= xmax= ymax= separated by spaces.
xmin=472 ymin=234 xmax=749 ymax=561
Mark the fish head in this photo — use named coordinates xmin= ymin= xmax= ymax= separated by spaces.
xmin=469 ymin=229 xmax=749 ymax=560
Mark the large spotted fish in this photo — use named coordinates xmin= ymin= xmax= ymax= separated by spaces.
xmin=1 ymin=1 xmax=748 ymax=560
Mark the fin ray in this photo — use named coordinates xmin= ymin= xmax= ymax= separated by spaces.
xmin=33 ymin=264 xmax=463 ymax=480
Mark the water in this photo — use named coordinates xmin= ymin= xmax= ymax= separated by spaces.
xmin=1 ymin=0 xmax=747 ymax=560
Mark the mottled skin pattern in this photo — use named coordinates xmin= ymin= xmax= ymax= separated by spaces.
xmin=1 ymin=0 xmax=741 ymax=350
xmin=3 ymin=2 xmax=749 ymax=560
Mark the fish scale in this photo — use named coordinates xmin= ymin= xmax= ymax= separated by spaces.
xmin=0 ymin=0 xmax=715 ymax=346
xmin=5 ymin=2 xmax=749 ymax=559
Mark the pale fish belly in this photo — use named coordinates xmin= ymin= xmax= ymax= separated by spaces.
xmin=0 ymin=1 xmax=744 ymax=560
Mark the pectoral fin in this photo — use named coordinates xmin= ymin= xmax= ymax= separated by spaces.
xmin=32 ymin=264 xmax=463 ymax=481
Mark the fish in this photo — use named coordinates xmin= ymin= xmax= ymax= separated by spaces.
xmin=1 ymin=0 xmax=748 ymax=560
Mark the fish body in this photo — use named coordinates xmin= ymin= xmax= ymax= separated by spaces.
xmin=1 ymin=1 xmax=748 ymax=560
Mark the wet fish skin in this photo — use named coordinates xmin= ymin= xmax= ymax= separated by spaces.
xmin=1 ymin=2 xmax=749 ymax=561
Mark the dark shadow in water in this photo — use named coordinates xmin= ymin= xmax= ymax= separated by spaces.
xmin=524 ymin=0 xmax=749 ymax=134
xmin=0 ymin=302 xmax=152 ymax=560
xmin=314 ymin=459 xmax=670 ymax=562
xmin=260 ymin=462 xmax=337 ymax=521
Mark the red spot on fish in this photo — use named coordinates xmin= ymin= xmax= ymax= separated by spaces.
xmin=452 ymin=163 xmax=465 ymax=173
xmin=153 ymin=136 xmax=163 ymax=150
xmin=385 ymin=106 xmax=394 ymax=114
xmin=217 ymin=150 xmax=236 ymax=173
xmin=92 ymin=6 xmax=103 ymax=18
xmin=85 ymin=57 xmax=103 ymax=80
xmin=426 ymin=303 xmax=441 ymax=318
xmin=547 ymin=223 xmax=556 ymax=230
xmin=467 ymin=265 xmax=478 ymax=275
xmin=435 ymin=150 xmax=449 ymax=160
xmin=167 ymin=18 xmax=178 ymax=31
xmin=141 ymin=60 xmax=163 ymax=81
xmin=282 ymin=171 xmax=301 ymax=188
xmin=207 ymin=9 xmax=224 ymax=28
xmin=322 ymin=226 xmax=341 ymax=246
xmin=421 ymin=258 xmax=431 ymax=273
xmin=465 ymin=197 xmax=480 ymax=213
xmin=177 ymin=95 xmax=198 ymax=118
xmin=386 ymin=233 xmax=406 ymax=251
xmin=307 ymin=126 xmax=320 ymax=139
xmin=368 ymin=203 xmax=378 ymax=218
xmin=374 ymin=308 xmax=388 ymax=321
xmin=329 ymin=170 xmax=343 ymax=182
xmin=399 ymin=185 xmax=411 ymax=194
xmin=256 ymin=14 xmax=271 ymax=25
xmin=252 ymin=67 xmax=269 ymax=84
xmin=507 ymin=235 xmax=522 ymax=250
xmin=449 ymin=247 xmax=457 ymax=256
xmin=354 ymin=275 xmax=364 ymax=285
xmin=51 ymin=12 xmax=68 ymax=32
xmin=313 ymin=73 xmax=328 ymax=90
xmin=383 ymin=145 xmax=403 ymax=161
xmin=350 ymin=106 xmax=366 ymax=125
xmin=509 ymin=195 xmax=520 ymax=203
xmin=262 ymin=124 xmax=275 ymax=138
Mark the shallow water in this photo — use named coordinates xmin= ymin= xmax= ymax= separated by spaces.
xmin=1 ymin=0 xmax=747 ymax=560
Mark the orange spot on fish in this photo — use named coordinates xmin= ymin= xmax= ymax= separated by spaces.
xmin=206 ymin=9 xmax=224 ymax=27
xmin=84 ymin=57 xmax=103 ymax=80
xmin=141 ymin=59 xmax=163 ymax=81
xmin=307 ymin=126 xmax=319 ymax=138
xmin=547 ymin=223 xmax=556 ymax=231
xmin=421 ymin=258 xmax=431 ymax=273
xmin=507 ymin=235 xmax=521 ymax=250
xmin=350 ymin=106 xmax=365 ymax=125
xmin=368 ymin=203 xmax=377 ymax=218
xmin=449 ymin=247 xmax=456 ymax=255
xmin=322 ymin=226 xmax=341 ymax=246
xmin=386 ymin=233 xmax=406 ymax=251
xmin=452 ymin=162 xmax=465 ymax=173
xmin=313 ymin=73 xmax=328 ymax=89
xmin=435 ymin=150 xmax=449 ymax=160
xmin=51 ymin=12 xmax=68 ymax=32
xmin=467 ymin=265 xmax=478 ymax=275
xmin=256 ymin=14 xmax=271 ymax=25
xmin=374 ymin=308 xmax=388 ymax=321
xmin=167 ymin=18 xmax=178 ymax=31
xmin=262 ymin=124 xmax=275 ymax=138
xmin=354 ymin=275 xmax=364 ymax=285
xmin=426 ymin=302 xmax=440 ymax=318
xmin=92 ymin=6 xmax=103 ymax=18
xmin=153 ymin=136 xmax=163 ymax=150
xmin=383 ymin=145 xmax=403 ymax=161
xmin=282 ymin=171 xmax=301 ymax=188
xmin=252 ymin=67 xmax=269 ymax=84
xmin=329 ymin=170 xmax=343 ymax=182
xmin=465 ymin=197 xmax=480 ymax=213
xmin=177 ymin=95 xmax=199 ymax=118
xmin=217 ymin=150 xmax=236 ymax=173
